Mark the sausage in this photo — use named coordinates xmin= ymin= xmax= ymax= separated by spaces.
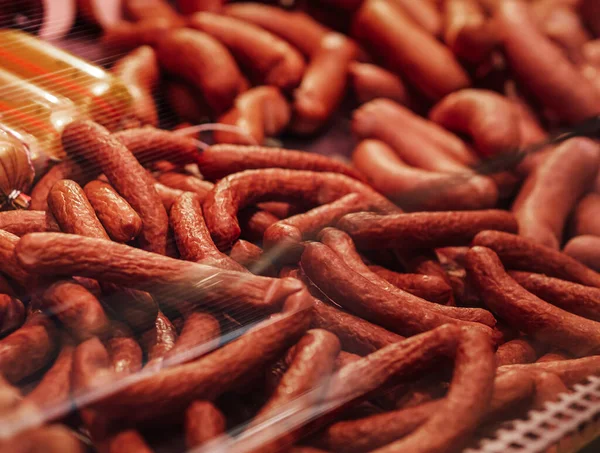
xmin=349 ymin=62 xmax=409 ymax=105
xmin=581 ymin=0 xmax=600 ymax=37
xmin=102 ymin=430 xmax=153 ymax=453
xmin=102 ymin=18 xmax=176 ymax=51
xmin=185 ymin=401 xmax=226 ymax=449
xmin=0 ymin=295 xmax=25 ymax=337
xmin=229 ymin=240 xmax=274 ymax=275
xmin=111 ymin=46 xmax=159 ymax=127
xmin=352 ymin=0 xmax=470 ymax=100
xmin=362 ymin=327 xmax=495 ymax=453
xmin=48 ymin=179 xmax=110 ymax=240
xmin=15 ymin=233 xmax=303 ymax=314
xmin=112 ymin=127 xmax=201 ymax=169
xmin=23 ymin=341 xmax=74 ymax=417
xmin=352 ymin=139 xmax=498 ymax=211
xmin=429 ymin=89 xmax=522 ymax=158
xmin=188 ymin=13 xmax=306 ymax=90
xmin=314 ymin=369 xmax=533 ymax=453
xmin=498 ymin=355 xmax=600 ymax=387
xmin=563 ymin=235 xmax=600 ymax=272
xmin=63 ymin=121 xmax=169 ymax=255
xmin=215 ymin=87 xmax=291 ymax=145
xmin=495 ymin=338 xmax=538 ymax=366
xmin=0 ymin=211 xmax=59 ymax=237
xmin=0 ymin=312 xmax=56 ymax=384
xmin=0 ymin=230 xmax=32 ymax=289
xmin=104 ymin=323 xmax=143 ymax=375
xmin=263 ymin=193 xmax=377 ymax=260
xmin=155 ymin=28 xmax=245 ymax=114
xmin=465 ymin=246 xmax=600 ymax=357
xmin=0 ymin=425 xmax=85 ymax=453
xmin=352 ymin=99 xmax=477 ymax=171
xmin=164 ymin=311 xmax=221 ymax=366
xmin=178 ymin=0 xmax=223 ymax=14
xmin=238 ymin=208 xmax=279 ymax=243
xmin=368 ymin=265 xmax=453 ymax=305
xmin=337 ymin=210 xmax=518 ymax=250
xmin=245 ymin=330 xmax=340 ymax=451
xmin=389 ymin=0 xmax=442 ymax=36
xmin=84 ymin=181 xmax=142 ymax=243
xmin=141 ymin=311 xmax=178 ymax=368
xmin=88 ymin=288 xmax=313 ymax=422
xmin=41 ymin=280 xmax=110 ymax=341
xmin=301 ymin=242 xmax=492 ymax=336
xmin=166 ymin=81 xmax=211 ymax=124
xmin=472 ymin=230 xmax=600 ymax=288
xmin=292 ymin=33 xmax=358 ymax=134
xmin=318 ymin=228 xmax=495 ymax=325
xmin=509 ymin=271 xmax=600 ymax=322
xmin=496 ymin=0 xmax=600 ymax=123
xmin=171 ymin=192 xmax=247 ymax=271
xmin=224 ymin=3 xmax=331 ymax=58
xmin=155 ymin=173 xmax=213 ymax=200
xmin=512 ymin=138 xmax=600 ymax=249
xmin=443 ymin=0 xmax=499 ymax=63
xmin=202 ymin=169 xmax=398 ymax=250
xmin=571 ymin=193 xmax=600 ymax=237
xmin=123 ymin=0 xmax=183 ymax=25
xmin=197 ymin=144 xmax=365 ymax=181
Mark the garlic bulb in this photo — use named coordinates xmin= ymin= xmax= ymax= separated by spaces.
xmin=0 ymin=129 xmax=35 ymax=210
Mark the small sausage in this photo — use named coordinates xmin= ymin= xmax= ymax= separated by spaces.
xmin=511 ymin=138 xmax=600 ymax=249
xmin=123 ymin=0 xmax=183 ymax=25
xmin=318 ymin=228 xmax=495 ymax=325
xmin=188 ymin=12 xmax=306 ymax=90
xmin=84 ymin=180 xmax=143 ymax=243
xmin=495 ymin=338 xmax=538 ymax=366
xmin=185 ymin=401 xmax=226 ymax=449
xmin=48 ymin=179 xmax=110 ymax=240
xmin=443 ymin=0 xmax=499 ymax=63
xmin=215 ymin=87 xmax=291 ymax=145
xmin=292 ymin=33 xmax=358 ymax=134
xmin=0 ymin=230 xmax=33 ymax=288
xmin=496 ymin=0 xmax=600 ymax=123
xmin=104 ymin=323 xmax=143 ymax=375
xmin=352 ymin=99 xmax=477 ymax=171
xmin=368 ymin=265 xmax=453 ymax=305
xmin=171 ymin=192 xmax=247 ymax=271
xmin=390 ymin=0 xmax=442 ymax=36
xmin=498 ymin=355 xmax=600 ymax=387
xmin=164 ymin=311 xmax=221 ymax=366
xmin=429 ymin=89 xmax=521 ymax=158
xmin=63 ymin=121 xmax=169 ymax=255
xmin=141 ymin=311 xmax=178 ymax=367
xmin=102 ymin=18 xmax=175 ymax=51
xmin=197 ymin=144 xmax=365 ymax=181
xmin=0 ymin=211 xmax=59 ymax=237
xmin=155 ymin=28 xmax=245 ymax=114
xmin=564 ymin=235 xmax=600 ymax=272
xmin=224 ymin=3 xmax=331 ymax=58
xmin=473 ymin=230 xmax=600 ymax=288
xmin=352 ymin=0 xmax=470 ymax=100
xmin=111 ymin=46 xmax=160 ymax=127
xmin=0 ymin=295 xmax=25 ymax=337
xmin=0 ymin=312 xmax=56 ymax=384
xmin=156 ymin=173 xmax=214 ymax=200
xmin=510 ymin=271 xmax=600 ymax=322
xmin=202 ymin=169 xmax=397 ymax=250
xmin=571 ymin=193 xmax=600 ymax=237
xmin=337 ymin=210 xmax=517 ymax=250
xmin=348 ymin=62 xmax=409 ymax=105
xmin=41 ymin=280 xmax=110 ymax=341
xmin=166 ymin=81 xmax=211 ymax=124
xmin=238 ymin=208 xmax=279 ymax=243
xmin=229 ymin=240 xmax=273 ymax=275
xmin=352 ymin=139 xmax=498 ymax=211
xmin=466 ymin=246 xmax=600 ymax=357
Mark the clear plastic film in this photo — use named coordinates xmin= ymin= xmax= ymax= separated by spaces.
xmin=0 ymin=3 xmax=599 ymax=453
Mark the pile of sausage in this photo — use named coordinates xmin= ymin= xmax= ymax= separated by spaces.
xmin=1 ymin=0 xmax=600 ymax=452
